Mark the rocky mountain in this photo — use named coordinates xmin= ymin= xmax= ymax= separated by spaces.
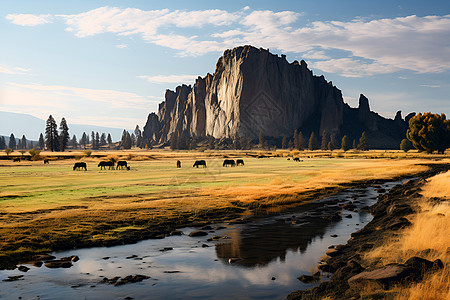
xmin=143 ymin=45 xmax=411 ymax=149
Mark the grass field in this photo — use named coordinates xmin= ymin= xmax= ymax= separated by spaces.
xmin=0 ymin=149 xmax=447 ymax=260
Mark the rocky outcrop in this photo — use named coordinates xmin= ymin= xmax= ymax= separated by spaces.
xmin=143 ymin=45 xmax=410 ymax=148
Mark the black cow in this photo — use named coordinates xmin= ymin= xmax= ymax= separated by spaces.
xmin=116 ymin=161 xmax=128 ymax=170
xmin=73 ymin=162 xmax=87 ymax=171
xmin=176 ymin=160 xmax=181 ymax=168
xmin=43 ymin=159 xmax=50 ymax=164
xmin=193 ymin=160 xmax=206 ymax=168
xmin=13 ymin=158 xmax=21 ymax=162
xmin=98 ymin=161 xmax=114 ymax=170
xmin=236 ymin=159 xmax=244 ymax=166
xmin=223 ymin=159 xmax=235 ymax=167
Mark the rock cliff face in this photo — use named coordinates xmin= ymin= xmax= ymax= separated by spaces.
xmin=143 ymin=45 xmax=409 ymax=148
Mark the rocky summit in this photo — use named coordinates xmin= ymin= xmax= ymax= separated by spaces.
xmin=143 ymin=45 xmax=411 ymax=148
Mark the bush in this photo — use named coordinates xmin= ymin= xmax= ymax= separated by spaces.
xmin=400 ymin=139 xmax=413 ymax=152
xmin=83 ymin=150 xmax=92 ymax=157
xmin=106 ymin=154 xmax=119 ymax=164
xmin=28 ymin=148 xmax=41 ymax=161
xmin=406 ymin=112 xmax=450 ymax=153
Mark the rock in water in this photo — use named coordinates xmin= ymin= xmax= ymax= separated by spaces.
xmin=143 ymin=45 xmax=409 ymax=148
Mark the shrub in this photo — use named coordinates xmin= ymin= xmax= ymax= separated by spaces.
xmin=28 ymin=148 xmax=41 ymax=161
xmin=83 ymin=150 xmax=92 ymax=157
xmin=400 ymin=139 xmax=413 ymax=152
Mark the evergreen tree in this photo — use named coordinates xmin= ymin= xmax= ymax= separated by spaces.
xmin=288 ymin=139 xmax=294 ymax=149
xmin=352 ymin=139 xmax=357 ymax=149
xmin=320 ymin=130 xmax=329 ymax=150
xmin=21 ymin=135 xmax=27 ymax=149
xmin=9 ymin=133 xmax=16 ymax=150
xmin=0 ymin=136 xmax=6 ymax=150
xmin=330 ymin=133 xmax=339 ymax=149
xmin=259 ymin=131 xmax=264 ymax=148
xmin=59 ymin=117 xmax=69 ymax=152
xmin=95 ymin=132 xmax=100 ymax=149
xmin=122 ymin=131 xmax=132 ymax=149
xmin=100 ymin=133 xmax=106 ymax=146
xmin=298 ymin=131 xmax=306 ymax=150
xmin=45 ymin=115 xmax=59 ymax=151
xmin=38 ymin=133 xmax=45 ymax=150
xmin=341 ymin=135 xmax=350 ymax=151
xmin=308 ymin=132 xmax=319 ymax=150
xmin=293 ymin=129 xmax=299 ymax=149
xmin=107 ymin=133 xmax=112 ymax=149
xmin=17 ymin=139 xmax=22 ymax=150
xmin=91 ymin=131 xmax=96 ymax=149
xmin=131 ymin=133 xmax=136 ymax=147
xmin=359 ymin=131 xmax=369 ymax=151
xmin=86 ymin=133 xmax=90 ymax=145
xmin=328 ymin=141 xmax=334 ymax=151
xmin=80 ymin=132 xmax=87 ymax=149
xmin=71 ymin=135 xmax=78 ymax=148
xmin=281 ymin=136 xmax=287 ymax=149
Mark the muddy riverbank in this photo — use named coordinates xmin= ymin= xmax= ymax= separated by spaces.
xmin=288 ymin=163 xmax=450 ymax=299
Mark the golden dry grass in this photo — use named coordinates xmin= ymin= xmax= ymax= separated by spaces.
xmin=0 ymin=149 xmax=447 ymax=258
xmin=364 ymin=171 xmax=450 ymax=300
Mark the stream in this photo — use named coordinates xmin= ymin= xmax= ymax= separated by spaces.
xmin=0 ymin=180 xmax=405 ymax=300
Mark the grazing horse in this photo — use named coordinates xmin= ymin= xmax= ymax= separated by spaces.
xmin=98 ymin=161 xmax=114 ymax=170
xmin=193 ymin=160 xmax=206 ymax=168
xmin=223 ymin=159 xmax=235 ymax=167
xmin=236 ymin=159 xmax=245 ymax=166
xmin=73 ymin=162 xmax=87 ymax=171
xmin=293 ymin=157 xmax=303 ymax=162
xmin=13 ymin=158 xmax=21 ymax=162
xmin=43 ymin=159 xmax=49 ymax=164
xmin=116 ymin=161 xmax=128 ymax=170
xmin=176 ymin=160 xmax=181 ymax=168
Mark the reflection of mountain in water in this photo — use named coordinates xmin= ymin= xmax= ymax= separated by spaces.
xmin=215 ymin=202 xmax=335 ymax=268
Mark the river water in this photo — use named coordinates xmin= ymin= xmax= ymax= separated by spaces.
xmin=0 ymin=180 xmax=403 ymax=300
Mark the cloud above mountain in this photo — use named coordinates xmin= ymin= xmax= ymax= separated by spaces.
xmin=6 ymin=7 xmax=450 ymax=77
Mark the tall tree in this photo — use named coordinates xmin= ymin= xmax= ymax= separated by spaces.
xmin=21 ymin=135 xmax=27 ymax=149
xmin=59 ymin=117 xmax=70 ymax=151
xmin=330 ymin=133 xmax=339 ymax=150
xmin=298 ymin=131 xmax=306 ymax=150
xmin=131 ymin=133 xmax=136 ymax=147
xmin=122 ymin=131 xmax=132 ymax=149
xmin=352 ymin=139 xmax=357 ymax=149
xmin=259 ymin=131 xmax=264 ymax=148
xmin=80 ymin=132 xmax=87 ymax=149
xmin=0 ymin=136 xmax=6 ymax=150
xmin=281 ymin=136 xmax=287 ymax=149
xmin=100 ymin=133 xmax=106 ymax=146
xmin=8 ymin=133 xmax=16 ymax=150
xmin=341 ymin=135 xmax=350 ymax=151
xmin=17 ymin=139 xmax=22 ymax=150
xmin=38 ymin=133 xmax=45 ymax=150
xmin=95 ymin=132 xmax=100 ymax=149
xmin=406 ymin=112 xmax=450 ymax=153
xmin=320 ymin=130 xmax=329 ymax=150
xmin=359 ymin=131 xmax=369 ymax=151
xmin=308 ymin=132 xmax=319 ymax=150
xmin=91 ymin=131 xmax=96 ymax=149
xmin=107 ymin=133 xmax=112 ymax=149
xmin=71 ymin=134 xmax=78 ymax=148
xmin=45 ymin=115 xmax=59 ymax=151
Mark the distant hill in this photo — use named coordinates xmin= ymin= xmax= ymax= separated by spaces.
xmin=0 ymin=111 xmax=126 ymax=141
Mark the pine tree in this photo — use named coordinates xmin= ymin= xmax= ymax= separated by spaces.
xmin=38 ymin=133 xmax=45 ymax=150
xmin=320 ymin=130 xmax=329 ymax=150
xmin=341 ymin=135 xmax=350 ymax=151
xmin=352 ymin=139 xmax=357 ymax=149
xmin=107 ymin=133 xmax=112 ymax=149
xmin=80 ymin=132 xmax=87 ymax=149
xmin=91 ymin=131 xmax=96 ymax=149
xmin=45 ymin=115 xmax=59 ymax=151
xmin=259 ymin=131 xmax=264 ymax=148
xmin=59 ymin=117 xmax=69 ymax=152
xmin=17 ymin=139 xmax=22 ymax=150
xmin=71 ymin=135 xmax=78 ymax=148
xmin=131 ymin=133 xmax=136 ymax=147
xmin=0 ymin=136 xmax=6 ymax=150
xmin=359 ymin=131 xmax=369 ymax=151
xmin=330 ymin=133 xmax=339 ymax=149
xmin=95 ymin=132 xmax=100 ymax=149
xmin=21 ymin=135 xmax=27 ymax=149
xmin=100 ymin=133 xmax=106 ymax=146
xmin=9 ymin=133 xmax=16 ymax=150
xmin=288 ymin=139 xmax=294 ymax=149
xmin=308 ymin=132 xmax=319 ymax=150
xmin=281 ymin=136 xmax=287 ymax=149
xmin=298 ymin=131 xmax=306 ymax=150
xmin=328 ymin=141 xmax=334 ymax=151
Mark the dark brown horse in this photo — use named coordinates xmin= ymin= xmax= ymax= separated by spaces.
xmin=236 ymin=159 xmax=244 ymax=166
xmin=73 ymin=162 xmax=87 ymax=171
xmin=13 ymin=158 xmax=21 ymax=162
xmin=98 ymin=161 xmax=114 ymax=170
xmin=43 ymin=159 xmax=49 ymax=164
xmin=223 ymin=159 xmax=235 ymax=167
xmin=193 ymin=160 xmax=206 ymax=168
xmin=116 ymin=161 xmax=128 ymax=170
xmin=176 ymin=160 xmax=181 ymax=168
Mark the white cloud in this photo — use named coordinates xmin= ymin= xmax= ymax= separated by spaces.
xmin=138 ymin=74 xmax=200 ymax=84
xmin=0 ymin=65 xmax=31 ymax=75
xmin=420 ymin=84 xmax=440 ymax=88
xmin=6 ymin=7 xmax=450 ymax=76
xmin=6 ymin=13 xmax=52 ymax=26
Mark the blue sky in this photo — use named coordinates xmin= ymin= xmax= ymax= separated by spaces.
xmin=1 ymin=0 xmax=449 ymax=134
